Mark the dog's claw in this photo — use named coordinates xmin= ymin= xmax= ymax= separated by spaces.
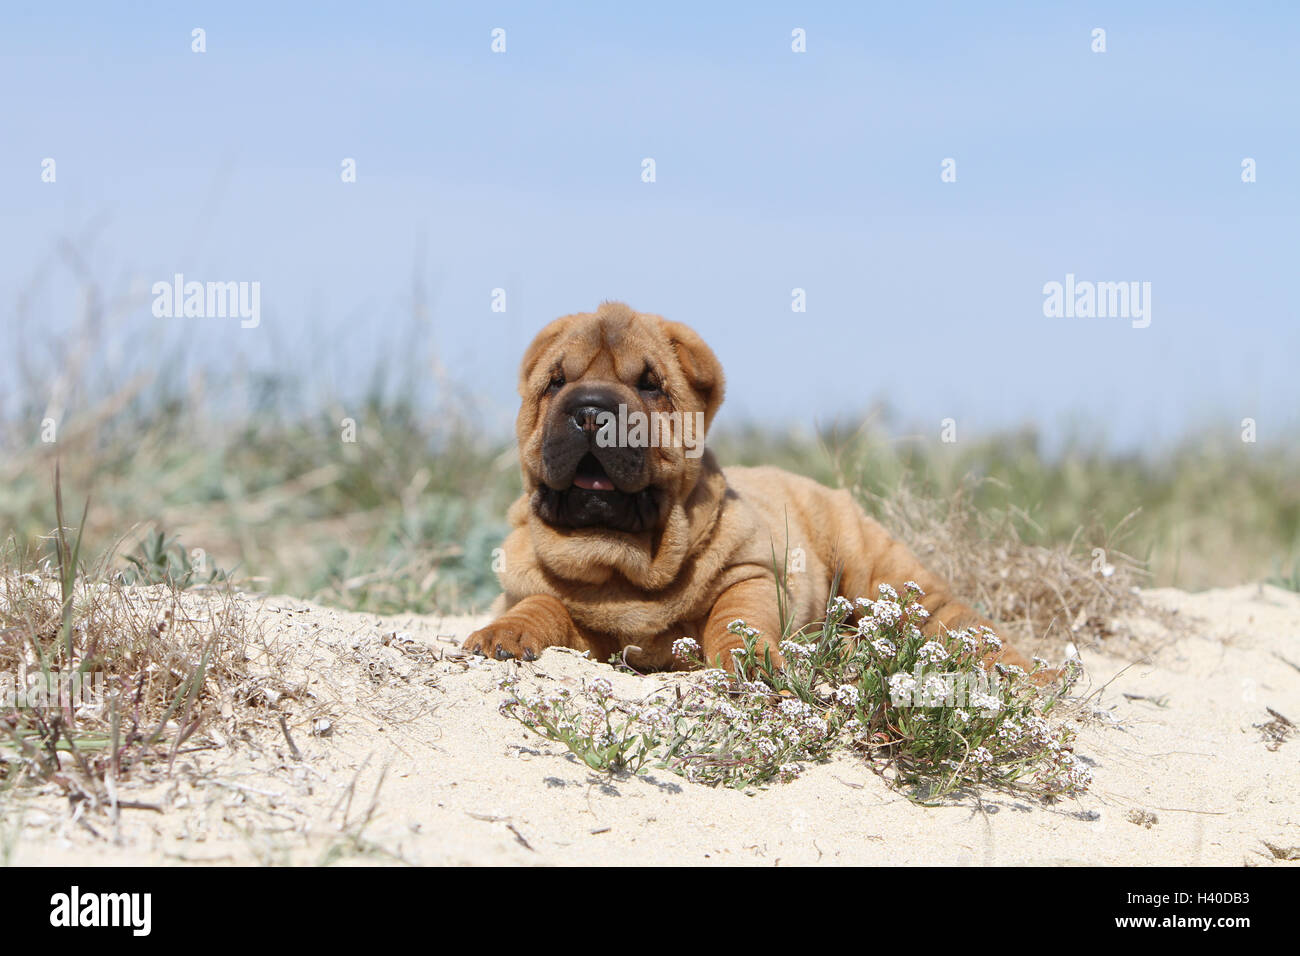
xmin=463 ymin=621 xmax=547 ymax=664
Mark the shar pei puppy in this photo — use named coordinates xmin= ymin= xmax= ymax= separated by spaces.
xmin=464 ymin=302 xmax=1035 ymax=673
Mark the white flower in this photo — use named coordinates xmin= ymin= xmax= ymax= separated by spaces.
xmin=920 ymin=674 xmax=954 ymax=706
xmin=903 ymin=580 xmax=925 ymax=596
xmin=700 ymin=669 xmax=729 ymax=690
xmin=889 ymin=673 xmax=918 ymax=703
xmin=780 ymin=639 xmax=812 ymax=659
xmin=672 ymin=637 xmax=700 ymax=659
xmin=828 ymin=595 xmax=854 ymax=618
xmin=778 ymin=698 xmax=812 ymax=719
xmin=638 ymin=705 xmax=671 ymax=733
xmin=727 ymin=619 xmax=759 ymax=640
xmin=1024 ymin=714 xmax=1053 ymax=746
xmin=997 ymin=720 xmax=1023 ymax=743
xmin=714 ymin=700 xmax=742 ymax=722
xmin=588 ymin=677 xmax=613 ymax=699
xmin=871 ymin=637 xmax=897 ymax=659
xmin=970 ymin=746 xmax=993 ymax=767
xmin=906 ymin=602 xmax=930 ymax=620
xmin=803 ymin=715 xmax=829 ymax=738
xmin=835 ymin=684 xmax=861 ymax=707
xmin=954 ymin=708 xmax=971 ymax=723
xmin=918 ymin=641 xmax=949 ymax=664
xmin=872 ymin=601 xmax=902 ymax=625
xmin=877 ymin=583 xmax=899 ymax=601
xmin=1058 ymin=752 xmax=1093 ymax=789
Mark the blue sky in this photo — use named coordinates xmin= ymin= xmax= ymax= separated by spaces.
xmin=2 ymin=1 xmax=1297 ymax=449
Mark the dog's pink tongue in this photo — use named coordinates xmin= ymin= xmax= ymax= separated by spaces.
xmin=573 ymin=474 xmax=614 ymax=491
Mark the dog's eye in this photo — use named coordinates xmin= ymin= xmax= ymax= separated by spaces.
xmin=547 ymin=373 xmax=565 ymax=393
xmin=638 ymin=370 xmax=662 ymax=394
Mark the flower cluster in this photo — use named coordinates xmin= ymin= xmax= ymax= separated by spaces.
xmin=499 ymin=580 xmax=1088 ymax=798
xmin=499 ymin=664 xmax=840 ymax=787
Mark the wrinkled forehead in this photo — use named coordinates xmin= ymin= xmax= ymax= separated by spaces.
xmin=552 ymin=312 xmax=666 ymax=380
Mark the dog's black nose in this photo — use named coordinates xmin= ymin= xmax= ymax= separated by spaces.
xmin=563 ymin=386 xmax=621 ymax=434
xmin=571 ymin=406 xmax=603 ymax=433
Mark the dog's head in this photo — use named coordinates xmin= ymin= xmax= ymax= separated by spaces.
xmin=514 ymin=302 xmax=724 ymax=535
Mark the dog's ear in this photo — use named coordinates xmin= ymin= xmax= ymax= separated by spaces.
xmin=663 ymin=320 xmax=725 ymax=428
xmin=517 ymin=318 xmax=567 ymax=396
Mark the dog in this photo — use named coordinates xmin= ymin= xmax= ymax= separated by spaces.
xmin=464 ymin=302 xmax=1035 ymax=673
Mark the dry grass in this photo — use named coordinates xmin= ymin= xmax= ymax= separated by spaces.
xmin=852 ymin=478 xmax=1146 ymax=658
xmin=0 ymin=507 xmax=293 ymax=813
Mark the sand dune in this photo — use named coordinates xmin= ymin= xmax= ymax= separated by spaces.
xmin=8 ymin=584 xmax=1298 ymax=866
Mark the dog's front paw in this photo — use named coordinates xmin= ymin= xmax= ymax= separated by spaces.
xmin=463 ymin=620 xmax=546 ymax=661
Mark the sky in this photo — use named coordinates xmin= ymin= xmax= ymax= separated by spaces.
xmin=2 ymin=1 xmax=1297 ymax=450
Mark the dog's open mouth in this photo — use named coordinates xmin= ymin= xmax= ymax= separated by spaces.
xmin=533 ymin=456 xmax=661 ymax=533
xmin=571 ymin=453 xmax=615 ymax=491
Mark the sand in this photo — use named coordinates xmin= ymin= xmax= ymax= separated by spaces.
xmin=5 ymin=584 xmax=1298 ymax=866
